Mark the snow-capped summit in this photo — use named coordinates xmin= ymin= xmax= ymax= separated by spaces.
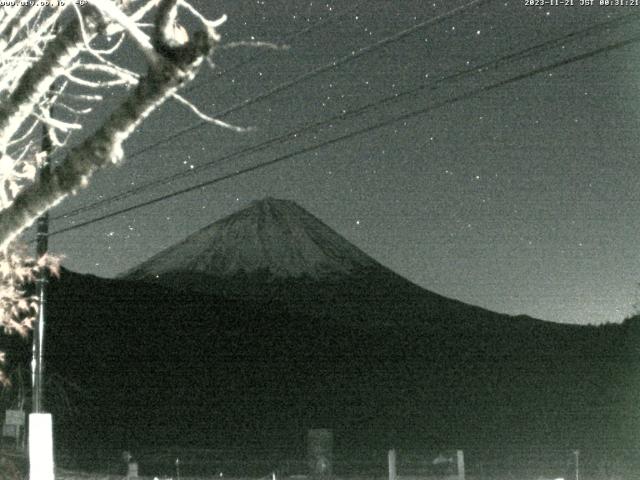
xmin=123 ymin=197 xmax=381 ymax=282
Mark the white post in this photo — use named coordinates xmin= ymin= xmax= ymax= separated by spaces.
xmin=456 ymin=450 xmax=465 ymax=480
xmin=28 ymin=413 xmax=54 ymax=480
xmin=388 ymin=449 xmax=397 ymax=480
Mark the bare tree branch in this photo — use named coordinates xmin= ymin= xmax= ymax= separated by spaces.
xmin=0 ymin=15 xmax=92 ymax=153
xmin=0 ymin=10 xmax=215 ymax=249
xmin=86 ymin=0 xmax=159 ymax=64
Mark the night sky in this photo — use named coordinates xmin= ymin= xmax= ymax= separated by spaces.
xmin=32 ymin=0 xmax=640 ymax=325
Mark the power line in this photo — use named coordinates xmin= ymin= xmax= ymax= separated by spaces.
xmin=44 ymin=33 xmax=640 ymax=239
xmin=108 ymin=0 xmax=491 ymax=163
xmin=52 ymin=10 xmax=639 ymax=222
xmin=444 ymin=10 xmax=640 ymax=82
xmin=51 ymin=0 xmax=490 ymax=220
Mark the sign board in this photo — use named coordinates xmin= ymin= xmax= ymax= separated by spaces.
xmin=2 ymin=424 xmax=18 ymax=438
xmin=5 ymin=409 xmax=25 ymax=426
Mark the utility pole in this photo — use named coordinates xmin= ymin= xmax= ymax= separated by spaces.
xmin=573 ymin=450 xmax=580 ymax=480
xmin=32 ymin=114 xmax=51 ymax=413
xmin=29 ymin=113 xmax=54 ymax=480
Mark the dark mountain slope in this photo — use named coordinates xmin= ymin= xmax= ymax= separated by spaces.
xmin=37 ymin=272 xmax=638 ymax=456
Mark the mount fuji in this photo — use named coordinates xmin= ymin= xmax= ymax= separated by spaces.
xmin=120 ymin=197 xmax=514 ymax=326
xmin=123 ymin=197 xmax=384 ymax=282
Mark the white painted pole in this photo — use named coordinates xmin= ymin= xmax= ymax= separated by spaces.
xmin=28 ymin=413 xmax=54 ymax=480
xmin=388 ymin=449 xmax=397 ymax=480
xmin=456 ymin=450 xmax=465 ymax=480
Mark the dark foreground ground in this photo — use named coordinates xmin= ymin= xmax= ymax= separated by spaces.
xmin=3 ymin=446 xmax=640 ymax=480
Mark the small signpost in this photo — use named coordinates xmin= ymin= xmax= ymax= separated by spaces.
xmin=2 ymin=409 xmax=25 ymax=449
xmin=127 ymin=461 xmax=139 ymax=479
xmin=307 ymin=429 xmax=333 ymax=478
xmin=122 ymin=451 xmax=139 ymax=479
